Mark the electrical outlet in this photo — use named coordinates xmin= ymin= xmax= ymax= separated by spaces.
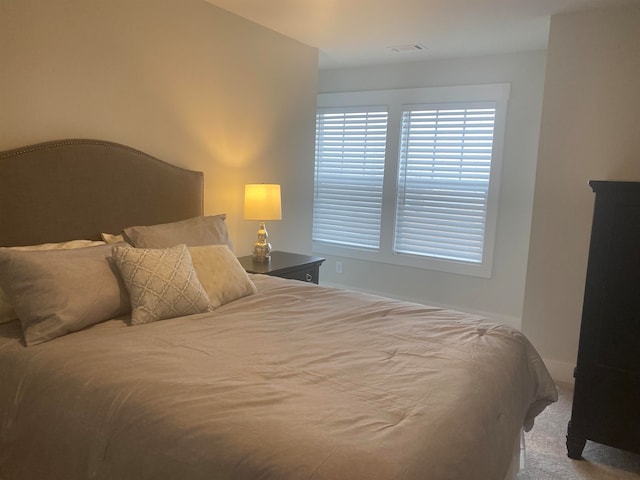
xmin=335 ymin=261 xmax=343 ymax=274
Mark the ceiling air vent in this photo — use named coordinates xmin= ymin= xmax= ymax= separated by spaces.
xmin=387 ymin=43 xmax=426 ymax=53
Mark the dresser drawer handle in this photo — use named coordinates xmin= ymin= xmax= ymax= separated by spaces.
xmin=305 ymin=273 xmax=313 ymax=282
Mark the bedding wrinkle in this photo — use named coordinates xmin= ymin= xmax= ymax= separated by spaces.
xmin=382 ymin=348 xmax=398 ymax=361
xmin=0 ymin=375 xmax=24 ymax=444
xmin=172 ymin=343 xmax=217 ymax=359
xmin=308 ymin=446 xmax=337 ymax=479
xmin=256 ymin=357 xmax=426 ymax=412
xmin=86 ymin=390 xmax=134 ymax=478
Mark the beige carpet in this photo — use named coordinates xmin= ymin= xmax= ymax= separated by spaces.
xmin=516 ymin=383 xmax=640 ymax=480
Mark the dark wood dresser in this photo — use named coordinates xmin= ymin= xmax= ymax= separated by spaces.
xmin=567 ymin=181 xmax=640 ymax=459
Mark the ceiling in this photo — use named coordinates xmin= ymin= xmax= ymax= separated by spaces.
xmin=205 ymin=0 xmax=638 ymax=69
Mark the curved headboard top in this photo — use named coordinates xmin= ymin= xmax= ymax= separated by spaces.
xmin=0 ymin=139 xmax=204 ymax=247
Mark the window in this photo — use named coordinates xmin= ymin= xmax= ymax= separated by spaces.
xmin=313 ymin=84 xmax=509 ymax=278
xmin=394 ymin=104 xmax=496 ymax=263
xmin=313 ymin=108 xmax=388 ymax=250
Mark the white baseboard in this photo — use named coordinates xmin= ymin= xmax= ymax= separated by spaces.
xmin=541 ymin=358 xmax=574 ymax=385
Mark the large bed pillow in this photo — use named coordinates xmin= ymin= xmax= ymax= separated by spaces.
xmin=0 ymin=239 xmax=106 ymax=325
xmin=188 ymin=245 xmax=257 ymax=308
xmin=111 ymin=244 xmax=211 ymax=326
xmin=123 ymin=215 xmax=233 ymax=251
xmin=0 ymin=243 xmax=129 ymax=346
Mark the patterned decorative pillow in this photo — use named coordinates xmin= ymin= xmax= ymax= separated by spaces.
xmin=111 ymin=244 xmax=211 ymax=325
xmin=188 ymin=245 xmax=257 ymax=308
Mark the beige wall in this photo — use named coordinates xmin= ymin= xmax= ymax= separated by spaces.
xmin=0 ymin=0 xmax=319 ymax=255
xmin=318 ymin=52 xmax=547 ymax=328
xmin=522 ymin=5 xmax=640 ymax=380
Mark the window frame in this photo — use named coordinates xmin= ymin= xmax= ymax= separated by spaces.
xmin=313 ymin=84 xmax=510 ymax=278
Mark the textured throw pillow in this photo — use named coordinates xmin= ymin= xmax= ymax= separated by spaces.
xmin=111 ymin=244 xmax=211 ymax=325
xmin=0 ymin=243 xmax=129 ymax=346
xmin=0 ymin=239 xmax=106 ymax=325
xmin=122 ymin=215 xmax=233 ymax=251
xmin=189 ymin=245 xmax=257 ymax=309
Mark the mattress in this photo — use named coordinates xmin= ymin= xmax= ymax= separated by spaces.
xmin=0 ymin=274 xmax=557 ymax=480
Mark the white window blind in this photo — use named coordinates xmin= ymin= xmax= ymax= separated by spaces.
xmin=394 ymin=104 xmax=496 ymax=263
xmin=313 ymin=108 xmax=388 ymax=250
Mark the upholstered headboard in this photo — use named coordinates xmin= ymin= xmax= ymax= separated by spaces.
xmin=0 ymin=139 xmax=204 ymax=247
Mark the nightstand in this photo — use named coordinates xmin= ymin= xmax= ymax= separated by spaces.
xmin=237 ymin=251 xmax=326 ymax=284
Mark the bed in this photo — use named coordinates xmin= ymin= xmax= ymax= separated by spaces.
xmin=0 ymin=139 xmax=557 ymax=480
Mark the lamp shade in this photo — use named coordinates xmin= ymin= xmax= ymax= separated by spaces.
xmin=244 ymin=184 xmax=282 ymax=221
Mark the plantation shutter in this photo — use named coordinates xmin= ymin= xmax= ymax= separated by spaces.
xmin=313 ymin=108 xmax=388 ymax=250
xmin=394 ymin=104 xmax=496 ymax=263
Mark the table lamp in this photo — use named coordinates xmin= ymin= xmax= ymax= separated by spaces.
xmin=244 ymin=184 xmax=282 ymax=263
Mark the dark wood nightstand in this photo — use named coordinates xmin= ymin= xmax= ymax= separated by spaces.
xmin=237 ymin=251 xmax=326 ymax=284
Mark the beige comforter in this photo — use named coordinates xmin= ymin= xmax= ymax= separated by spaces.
xmin=0 ymin=275 xmax=557 ymax=480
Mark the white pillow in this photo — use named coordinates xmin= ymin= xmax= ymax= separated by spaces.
xmin=0 ymin=240 xmax=105 ymax=325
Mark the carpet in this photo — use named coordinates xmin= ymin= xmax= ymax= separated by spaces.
xmin=516 ymin=382 xmax=640 ymax=480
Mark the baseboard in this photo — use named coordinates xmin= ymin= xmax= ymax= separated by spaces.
xmin=541 ymin=358 xmax=574 ymax=385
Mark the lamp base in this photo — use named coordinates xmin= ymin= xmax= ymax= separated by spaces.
xmin=253 ymin=252 xmax=271 ymax=263
xmin=252 ymin=221 xmax=272 ymax=263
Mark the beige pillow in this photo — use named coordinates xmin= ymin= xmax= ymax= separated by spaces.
xmin=111 ymin=244 xmax=211 ymax=326
xmin=0 ymin=239 xmax=105 ymax=325
xmin=123 ymin=215 xmax=233 ymax=251
xmin=0 ymin=243 xmax=129 ymax=346
xmin=189 ymin=245 xmax=257 ymax=308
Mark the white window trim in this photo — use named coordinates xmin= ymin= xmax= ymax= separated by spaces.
xmin=313 ymin=84 xmax=510 ymax=278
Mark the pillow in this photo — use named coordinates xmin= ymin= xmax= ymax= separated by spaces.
xmin=188 ymin=245 xmax=257 ymax=308
xmin=0 ymin=239 xmax=106 ymax=325
xmin=111 ymin=244 xmax=210 ymax=326
xmin=0 ymin=243 xmax=129 ymax=346
xmin=0 ymin=289 xmax=16 ymax=325
xmin=101 ymin=232 xmax=125 ymax=244
xmin=122 ymin=215 xmax=233 ymax=251
xmin=8 ymin=240 xmax=105 ymax=251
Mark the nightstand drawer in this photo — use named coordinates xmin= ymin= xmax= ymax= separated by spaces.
xmin=277 ymin=265 xmax=320 ymax=284
xmin=237 ymin=251 xmax=325 ymax=284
